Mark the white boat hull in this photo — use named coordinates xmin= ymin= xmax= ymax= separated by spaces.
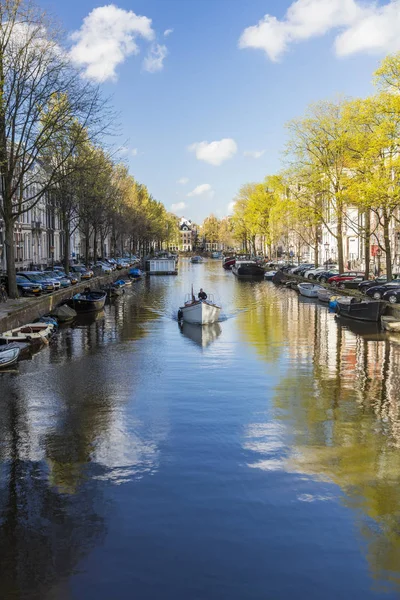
xmin=381 ymin=316 xmax=400 ymax=332
xmin=298 ymin=283 xmax=321 ymax=298
xmin=181 ymin=301 xmax=221 ymax=325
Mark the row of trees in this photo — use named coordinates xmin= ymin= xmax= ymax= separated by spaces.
xmin=228 ymin=52 xmax=400 ymax=280
xmin=0 ymin=0 xmax=177 ymax=297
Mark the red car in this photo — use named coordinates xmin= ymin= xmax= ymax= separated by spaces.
xmin=327 ymin=271 xmax=366 ymax=286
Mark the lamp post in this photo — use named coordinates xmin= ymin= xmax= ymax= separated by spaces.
xmin=50 ymin=245 xmax=55 ymax=270
xmin=324 ymin=242 xmax=329 ymax=268
xmin=376 ymin=248 xmax=382 ymax=276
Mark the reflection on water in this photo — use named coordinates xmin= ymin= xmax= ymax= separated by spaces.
xmin=2 ymin=264 xmax=400 ymax=598
xmin=179 ymin=321 xmax=222 ymax=348
xmin=240 ymin=282 xmax=400 ymax=593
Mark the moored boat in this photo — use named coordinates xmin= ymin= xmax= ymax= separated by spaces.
xmin=336 ymin=297 xmax=383 ymax=322
xmin=50 ymin=304 xmax=77 ymax=323
xmin=264 ymin=270 xmax=277 ymax=281
xmin=0 ymin=345 xmax=20 ymax=368
xmin=381 ymin=315 xmax=400 ymax=332
xmin=0 ymin=323 xmax=55 ymax=345
xmin=232 ymin=261 xmax=264 ymax=279
xmin=317 ymin=288 xmax=332 ymax=303
xmin=66 ymin=291 xmax=107 ymax=313
xmin=190 ymin=256 xmax=203 ymax=264
xmin=223 ymin=257 xmax=235 ymax=270
xmin=298 ymin=283 xmax=322 ymax=298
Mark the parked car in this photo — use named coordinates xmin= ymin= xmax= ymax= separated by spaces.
xmin=1 ymin=275 xmax=43 ymax=297
xmin=71 ymin=265 xmax=93 ymax=280
xmin=290 ymin=263 xmax=315 ymax=275
xmin=336 ymin=276 xmax=365 ymax=290
xmin=44 ymin=270 xmax=72 ymax=288
xmin=315 ymin=270 xmax=339 ymax=283
xmin=94 ymin=262 xmax=113 ymax=275
xmin=19 ymin=272 xmax=55 ymax=293
xmin=366 ymin=279 xmax=400 ymax=300
xmin=327 ymin=271 xmax=366 ymax=286
xmin=358 ymin=274 xmax=399 ymax=294
xmin=382 ymin=288 xmax=400 ymax=304
xmin=304 ymin=265 xmax=337 ymax=279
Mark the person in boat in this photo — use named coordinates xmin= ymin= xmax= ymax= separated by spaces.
xmin=198 ymin=288 xmax=207 ymax=300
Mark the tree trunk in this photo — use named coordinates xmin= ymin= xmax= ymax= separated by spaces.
xmin=314 ymin=229 xmax=319 ymax=267
xmin=63 ymin=223 xmax=71 ymax=275
xmin=5 ymin=217 xmax=17 ymax=298
xmin=93 ymin=227 xmax=98 ymax=262
xmin=364 ymin=209 xmax=371 ymax=281
xmin=84 ymin=229 xmax=90 ymax=266
xmin=337 ymin=210 xmax=344 ymax=273
xmin=383 ymin=212 xmax=392 ymax=280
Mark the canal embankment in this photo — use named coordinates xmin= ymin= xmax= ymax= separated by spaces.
xmin=284 ymin=272 xmax=400 ymax=317
xmin=0 ymin=270 xmax=130 ymax=333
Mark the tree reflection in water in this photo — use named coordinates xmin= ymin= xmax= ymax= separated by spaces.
xmin=239 ymin=284 xmax=400 ymax=591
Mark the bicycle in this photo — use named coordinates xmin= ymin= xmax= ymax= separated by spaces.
xmin=0 ymin=283 xmax=8 ymax=303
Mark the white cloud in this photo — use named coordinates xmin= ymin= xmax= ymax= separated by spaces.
xmin=187 ymin=183 xmax=215 ymax=198
xmin=227 ymin=201 xmax=236 ymax=214
xmin=171 ymin=202 xmax=186 ymax=212
xmin=177 ymin=177 xmax=189 ymax=185
xmin=143 ymin=43 xmax=168 ymax=72
xmin=70 ymin=5 xmax=155 ymax=82
xmin=131 ymin=148 xmax=138 ymax=156
xmin=238 ymin=0 xmax=400 ymax=61
xmin=244 ymin=150 xmax=265 ymax=159
xmin=164 ymin=28 xmax=174 ymax=37
xmin=188 ymin=138 xmax=237 ymax=166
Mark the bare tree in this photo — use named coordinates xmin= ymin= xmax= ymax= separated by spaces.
xmin=0 ymin=0 xmax=107 ymax=296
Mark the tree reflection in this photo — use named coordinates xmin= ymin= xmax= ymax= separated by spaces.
xmin=257 ymin=297 xmax=400 ymax=590
xmin=0 ymin=386 xmax=105 ymax=600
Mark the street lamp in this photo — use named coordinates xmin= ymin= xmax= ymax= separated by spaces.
xmin=376 ymin=248 xmax=382 ymax=276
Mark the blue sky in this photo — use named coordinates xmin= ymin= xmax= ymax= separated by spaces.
xmin=43 ymin=0 xmax=396 ymax=223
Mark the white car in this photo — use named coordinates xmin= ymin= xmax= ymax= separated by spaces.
xmin=94 ymin=262 xmax=113 ymax=274
xmin=304 ymin=265 xmax=337 ymax=279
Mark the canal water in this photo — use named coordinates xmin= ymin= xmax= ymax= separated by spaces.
xmin=1 ymin=259 xmax=400 ymax=599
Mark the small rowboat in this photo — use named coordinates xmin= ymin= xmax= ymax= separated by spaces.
xmin=264 ymin=271 xmax=277 ymax=281
xmin=0 ymin=323 xmax=55 ymax=345
xmin=0 ymin=345 xmax=20 ymax=368
xmin=381 ymin=315 xmax=400 ymax=332
xmin=298 ymin=283 xmax=322 ymax=298
xmin=191 ymin=256 xmax=203 ymax=264
xmin=67 ymin=291 xmax=107 ymax=313
xmin=317 ymin=288 xmax=332 ymax=303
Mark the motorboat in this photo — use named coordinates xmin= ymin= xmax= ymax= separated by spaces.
xmin=211 ymin=252 xmax=222 ymax=259
xmin=317 ymin=288 xmax=332 ymax=303
xmin=0 ymin=323 xmax=55 ymax=345
xmin=0 ymin=345 xmax=20 ymax=368
xmin=264 ymin=270 xmax=277 ymax=281
xmin=381 ymin=315 xmax=400 ymax=332
xmin=298 ymin=283 xmax=322 ymax=298
xmin=178 ymin=289 xmax=221 ymax=325
xmin=66 ymin=290 xmax=107 ymax=313
xmin=190 ymin=256 xmax=203 ymax=264
xmin=336 ymin=297 xmax=383 ymax=322
xmin=232 ymin=261 xmax=264 ymax=279
xmin=223 ymin=257 xmax=235 ymax=270
xmin=179 ymin=321 xmax=222 ymax=347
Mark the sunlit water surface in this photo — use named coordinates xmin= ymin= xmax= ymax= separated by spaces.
xmin=1 ymin=259 xmax=400 ymax=599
